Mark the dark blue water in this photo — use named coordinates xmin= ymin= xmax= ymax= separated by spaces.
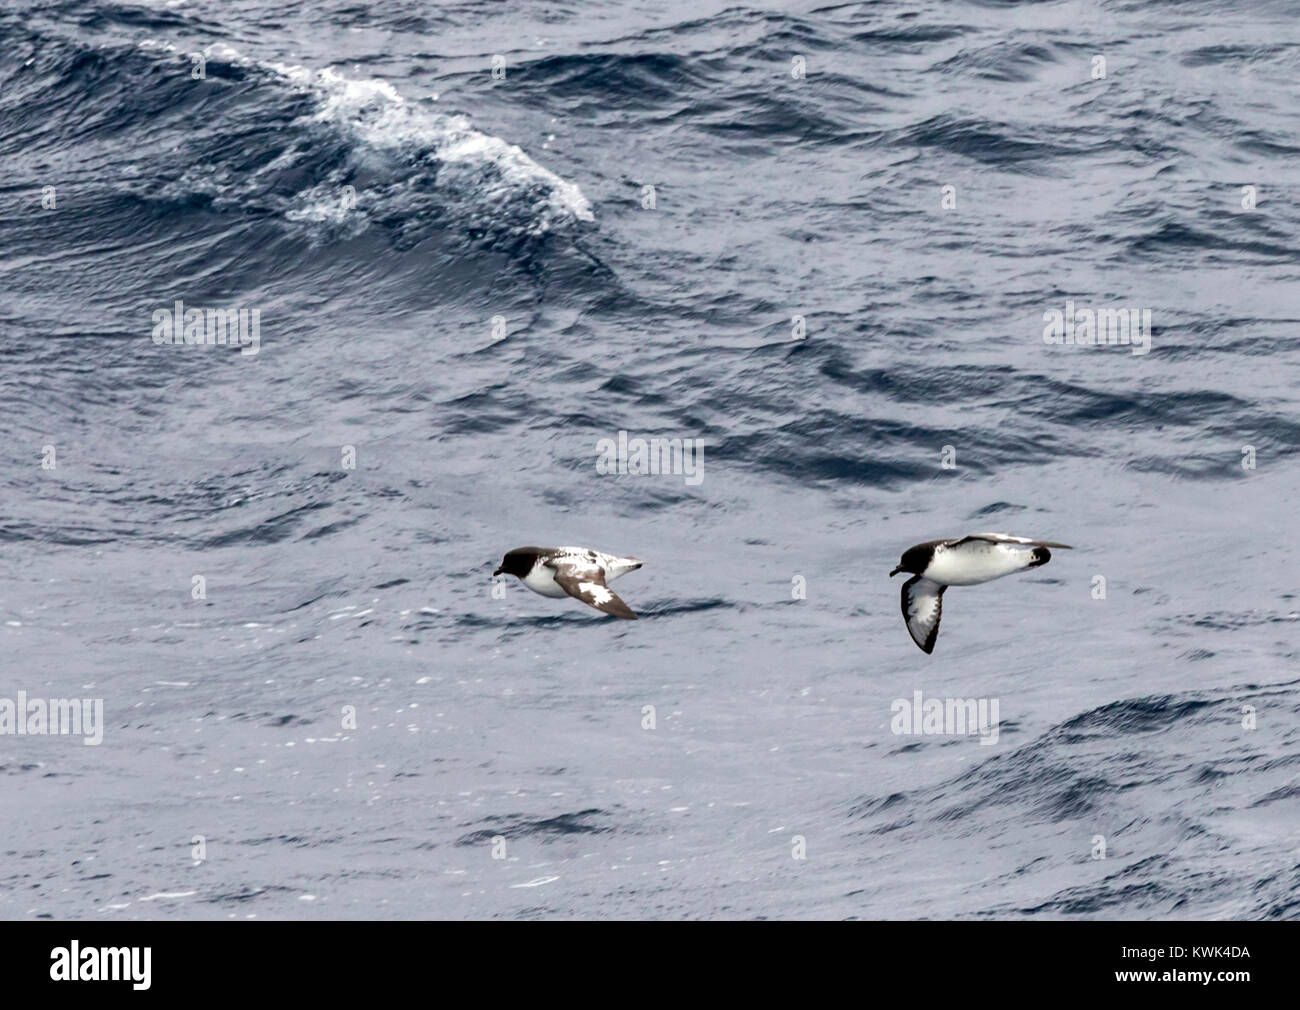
xmin=1 ymin=0 xmax=1298 ymax=920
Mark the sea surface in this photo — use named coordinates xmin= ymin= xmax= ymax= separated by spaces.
xmin=1 ymin=0 xmax=1298 ymax=920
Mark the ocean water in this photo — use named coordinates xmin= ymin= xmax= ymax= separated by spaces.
xmin=1 ymin=0 xmax=1298 ymax=920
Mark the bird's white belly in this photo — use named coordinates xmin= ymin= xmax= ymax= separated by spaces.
xmin=927 ymin=543 xmax=1028 ymax=586
xmin=523 ymin=565 xmax=568 ymax=598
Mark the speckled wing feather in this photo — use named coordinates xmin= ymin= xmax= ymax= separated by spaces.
xmin=548 ymin=559 xmax=639 ymax=619
xmin=901 ymin=575 xmax=945 ymax=654
xmin=959 ymin=533 xmax=1073 ymax=549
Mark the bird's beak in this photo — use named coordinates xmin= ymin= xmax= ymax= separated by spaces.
xmin=889 ymin=565 xmax=903 ymax=577
xmin=492 ymin=566 xmax=503 ymax=577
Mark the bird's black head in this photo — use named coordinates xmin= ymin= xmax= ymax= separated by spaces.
xmin=890 ymin=543 xmax=935 ymax=578
xmin=493 ymin=547 xmax=541 ymax=579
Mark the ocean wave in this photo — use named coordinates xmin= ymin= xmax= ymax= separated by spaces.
xmin=1 ymin=26 xmax=592 ymax=263
xmin=266 ymin=60 xmax=593 ymax=231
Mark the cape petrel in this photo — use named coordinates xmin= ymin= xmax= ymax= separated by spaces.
xmin=494 ymin=546 xmax=644 ymax=620
xmin=890 ymin=533 xmax=1072 ymax=653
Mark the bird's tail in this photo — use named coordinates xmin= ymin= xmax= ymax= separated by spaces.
xmin=604 ymin=556 xmax=644 ymax=580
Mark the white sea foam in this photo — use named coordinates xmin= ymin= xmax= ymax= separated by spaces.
xmin=276 ymin=65 xmax=593 ymax=229
xmin=137 ymin=41 xmax=593 ymax=231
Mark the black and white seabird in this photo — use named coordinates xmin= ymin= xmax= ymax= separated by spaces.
xmin=493 ymin=546 xmax=644 ymax=619
xmin=889 ymin=533 xmax=1072 ymax=653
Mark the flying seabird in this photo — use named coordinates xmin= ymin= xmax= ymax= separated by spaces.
xmin=493 ymin=546 xmax=644 ymax=619
xmin=890 ymin=533 xmax=1072 ymax=653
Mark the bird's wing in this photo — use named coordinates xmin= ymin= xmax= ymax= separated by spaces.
xmin=901 ymin=576 xmax=945 ymax=654
xmin=548 ymin=559 xmax=638 ymax=619
xmin=960 ymin=532 xmax=1073 ymax=549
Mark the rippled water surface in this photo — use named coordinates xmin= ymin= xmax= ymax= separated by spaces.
xmin=1 ymin=0 xmax=1298 ymax=919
